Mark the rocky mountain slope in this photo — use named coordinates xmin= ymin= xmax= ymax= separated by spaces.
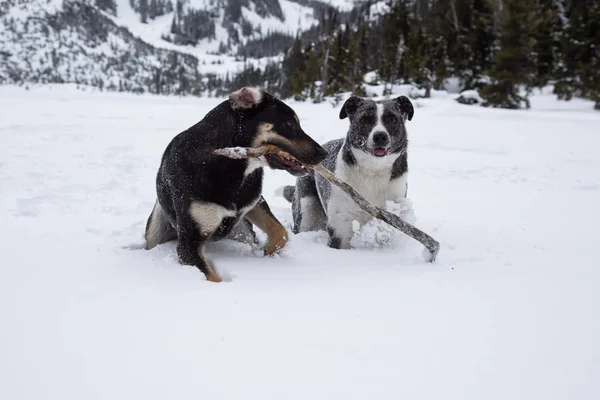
xmin=0 ymin=0 xmax=211 ymax=94
xmin=0 ymin=0 xmax=355 ymax=95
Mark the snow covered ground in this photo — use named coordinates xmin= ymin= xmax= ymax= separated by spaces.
xmin=1 ymin=85 xmax=599 ymax=399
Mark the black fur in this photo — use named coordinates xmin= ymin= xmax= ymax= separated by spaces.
xmin=145 ymin=88 xmax=327 ymax=281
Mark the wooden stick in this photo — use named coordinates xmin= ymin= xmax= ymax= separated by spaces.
xmin=214 ymin=145 xmax=440 ymax=262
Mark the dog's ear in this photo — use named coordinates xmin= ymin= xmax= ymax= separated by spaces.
xmin=229 ymin=87 xmax=264 ymax=110
xmin=394 ymin=96 xmax=414 ymax=121
xmin=339 ymin=96 xmax=364 ymax=119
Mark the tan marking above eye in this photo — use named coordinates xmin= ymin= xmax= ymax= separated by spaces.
xmin=293 ymin=115 xmax=299 ymax=123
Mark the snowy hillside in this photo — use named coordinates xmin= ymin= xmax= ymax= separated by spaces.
xmin=0 ymin=0 xmax=348 ymax=91
xmin=0 ymin=0 xmax=206 ymax=94
xmin=1 ymin=85 xmax=599 ymax=399
xmin=116 ymin=0 xmax=318 ymax=54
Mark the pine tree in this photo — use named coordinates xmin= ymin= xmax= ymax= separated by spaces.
xmin=405 ymin=23 xmax=434 ymax=95
xmin=533 ymin=0 xmax=568 ymax=88
xmin=304 ymin=46 xmax=321 ymax=97
xmin=149 ymin=0 xmax=158 ymax=19
xmin=281 ymin=37 xmax=306 ymax=97
xmin=461 ymin=0 xmax=496 ymax=88
xmin=315 ymin=7 xmax=339 ymax=102
xmin=379 ymin=0 xmax=407 ymax=87
xmin=139 ymin=0 xmax=149 ymax=23
xmin=96 ymin=0 xmax=117 ymax=15
xmin=170 ymin=13 xmax=178 ymax=34
xmin=481 ymin=0 xmax=539 ymax=109
xmin=327 ymin=27 xmax=357 ymax=95
xmin=347 ymin=26 xmax=365 ymax=94
xmin=356 ymin=22 xmax=370 ymax=74
xmin=554 ymin=0 xmax=600 ymax=109
xmin=426 ymin=0 xmax=458 ymax=88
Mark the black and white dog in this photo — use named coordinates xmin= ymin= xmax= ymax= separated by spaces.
xmin=284 ymin=95 xmax=414 ymax=249
xmin=145 ymin=87 xmax=327 ymax=282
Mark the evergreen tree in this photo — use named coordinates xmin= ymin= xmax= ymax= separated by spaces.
xmin=315 ymin=7 xmax=339 ymax=102
xmin=404 ymin=23 xmax=434 ymax=94
xmin=356 ymin=22 xmax=370 ymax=75
xmin=379 ymin=0 xmax=408 ymax=87
xmin=460 ymin=0 xmax=496 ymax=88
xmin=481 ymin=0 xmax=539 ymax=109
xmin=304 ymin=45 xmax=321 ymax=97
xmin=281 ymin=37 xmax=306 ymax=97
xmin=96 ymin=0 xmax=117 ymax=16
xmin=149 ymin=0 xmax=158 ymax=19
xmin=347 ymin=25 xmax=365 ymax=94
xmin=170 ymin=13 xmax=178 ymax=34
xmin=327 ymin=27 xmax=351 ymax=95
xmin=426 ymin=0 xmax=458 ymax=87
xmin=554 ymin=0 xmax=600 ymax=109
xmin=139 ymin=0 xmax=149 ymax=23
xmin=533 ymin=0 xmax=568 ymax=88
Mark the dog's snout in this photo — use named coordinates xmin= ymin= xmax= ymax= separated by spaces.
xmin=372 ymin=131 xmax=389 ymax=147
xmin=315 ymin=145 xmax=328 ymax=162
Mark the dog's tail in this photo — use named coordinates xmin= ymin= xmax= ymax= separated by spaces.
xmin=282 ymin=185 xmax=295 ymax=203
xmin=145 ymin=200 xmax=177 ymax=249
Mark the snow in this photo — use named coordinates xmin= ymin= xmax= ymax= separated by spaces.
xmin=215 ymin=146 xmax=249 ymax=158
xmin=112 ymin=0 xmax=237 ymax=68
xmin=243 ymin=0 xmax=317 ymax=36
xmin=364 ymin=82 xmax=426 ymax=98
xmin=457 ymin=89 xmax=484 ymax=104
xmin=443 ymin=76 xmax=464 ymax=94
xmin=1 ymin=85 xmax=600 ymax=399
xmin=320 ymin=0 xmax=357 ymax=12
xmin=109 ymin=0 xmax=314 ymax=75
xmin=0 ymin=1 xmax=200 ymax=92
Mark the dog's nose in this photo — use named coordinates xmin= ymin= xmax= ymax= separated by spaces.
xmin=372 ymin=131 xmax=389 ymax=147
xmin=315 ymin=146 xmax=328 ymax=162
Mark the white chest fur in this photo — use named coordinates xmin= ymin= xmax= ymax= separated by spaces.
xmin=338 ymin=148 xmax=407 ymax=205
xmin=325 ymin=146 xmax=408 ymax=248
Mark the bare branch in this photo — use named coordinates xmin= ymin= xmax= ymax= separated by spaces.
xmin=214 ymin=146 xmax=440 ymax=262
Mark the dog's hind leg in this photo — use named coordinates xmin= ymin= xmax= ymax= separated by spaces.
xmin=292 ymin=174 xmax=327 ymax=234
xmin=227 ymin=218 xmax=258 ymax=246
xmin=245 ymin=198 xmax=289 ymax=255
xmin=179 ymin=201 xmax=236 ymax=283
xmin=145 ymin=200 xmax=177 ymax=250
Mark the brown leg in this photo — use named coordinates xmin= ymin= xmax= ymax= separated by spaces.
xmin=245 ymin=198 xmax=289 ymax=255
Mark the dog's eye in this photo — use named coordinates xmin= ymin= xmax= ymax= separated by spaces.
xmin=361 ymin=115 xmax=375 ymax=125
xmin=286 ymin=120 xmax=295 ymax=129
xmin=386 ymin=114 xmax=398 ymax=124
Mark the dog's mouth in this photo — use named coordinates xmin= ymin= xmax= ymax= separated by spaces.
xmin=372 ymin=147 xmax=388 ymax=157
xmin=265 ymin=153 xmax=307 ymax=175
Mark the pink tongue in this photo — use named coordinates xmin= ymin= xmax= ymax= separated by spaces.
xmin=373 ymin=148 xmax=387 ymax=156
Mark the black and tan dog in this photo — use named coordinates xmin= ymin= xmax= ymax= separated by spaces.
xmin=144 ymin=87 xmax=327 ymax=282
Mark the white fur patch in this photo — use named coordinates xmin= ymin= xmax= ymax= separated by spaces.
xmin=243 ymin=87 xmax=262 ymax=103
xmin=367 ymin=103 xmax=389 ymax=148
xmin=388 ymin=172 xmax=408 ymax=200
xmin=230 ymin=87 xmax=263 ymax=109
xmin=244 ymin=156 xmax=268 ymax=177
xmin=325 ymin=146 xmax=406 ymax=248
xmin=189 ymin=201 xmax=236 ymax=235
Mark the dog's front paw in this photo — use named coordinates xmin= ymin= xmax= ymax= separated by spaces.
xmin=263 ymin=228 xmax=289 ymax=256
